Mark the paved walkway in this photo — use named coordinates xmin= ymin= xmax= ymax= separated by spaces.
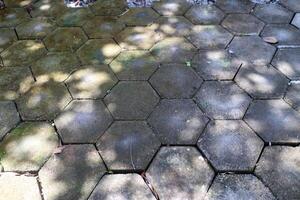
xmin=0 ymin=0 xmax=300 ymax=199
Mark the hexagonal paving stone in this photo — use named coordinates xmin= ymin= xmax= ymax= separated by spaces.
xmin=82 ymin=16 xmax=125 ymax=39
xmin=66 ymin=65 xmax=118 ymax=99
xmin=150 ymin=37 xmax=197 ymax=63
xmin=228 ymin=36 xmax=276 ymax=66
xmin=16 ymin=82 xmax=72 ymax=120
xmin=121 ymin=8 xmax=159 ymax=26
xmin=187 ymin=25 xmax=233 ymax=49
xmin=110 ymin=50 xmax=158 ymax=80
xmin=215 ymin=0 xmax=255 ymax=13
xmin=90 ymin=0 xmax=127 ymax=16
xmin=146 ymin=147 xmax=214 ymax=200
xmin=44 ymin=27 xmax=88 ymax=52
xmin=184 ymin=5 xmax=225 ymax=25
xmin=253 ymin=4 xmax=293 ymax=24
xmin=235 ymin=65 xmax=289 ymax=98
xmin=152 ymin=0 xmax=191 ymax=16
xmin=198 ymin=120 xmax=263 ymax=171
xmin=192 ymin=50 xmax=242 ymax=80
xmin=244 ymin=99 xmax=300 ymax=143
xmin=271 ymin=48 xmax=300 ymax=80
xmin=195 ymin=81 xmax=251 ymax=119
xmin=56 ymin=8 xmax=94 ymax=27
xmin=55 ymin=100 xmax=113 ymax=143
xmin=148 ymin=99 xmax=209 ymax=145
xmin=222 ymin=14 xmax=264 ymax=35
xmin=1 ymin=40 xmax=47 ymax=67
xmin=0 ymin=122 xmax=58 ymax=171
xmin=0 ymin=67 xmax=34 ymax=100
xmin=155 ymin=16 xmax=193 ymax=37
xmin=0 ymin=28 xmax=17 ymax=52
xmin=97 ymin=121 xmax=160 ymax=171
xmin=0 ymin=8 xmax=29 ymax=28
xmin=16 ymin=17 xmax=56 ymax=39
xmin=205 ymin=174 xmax=275 ymax=200
xmin=149 ymin=63 xmax=202 ymax=98
xmin=0 ymin=173 xmax=42 ymax=200
xmin=30 ymin=0 xmax=68 ymax=18
xmin=280 ymin=0 xmax=300 ymax=12
xmin=292 ymin=13 xmax=300 ymax=29
xmin=0 ymin=101 xmax=20 ymax=140
xmin=104 ymin=81 xmax=159 ymax=120
xmin=261 ymin=24 xmax=300 ymax=47
xmin=116 ymin=26 xmax=161 ymax=50
xmin=76 ymin=39 xmax=121 ymax=65
xmin=39 ymin=145 xmax=106 ymax=200
xmin=285 ymin=84 xmax=300 ymax=112
xmin=4 ymin=0 xmax=35 ymax=7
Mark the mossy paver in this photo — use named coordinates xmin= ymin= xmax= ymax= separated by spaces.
xmin=0 ymin=28 xmax=17 ymax=52
xmin=0 ymin=101 xmax=20 ymax=140
xmin=0 ymin=173 xmax=42 ymax=200
xmin=192 ymin=50 xmax=242 ymax=80
xmin=4 ymin=0 xmax=35 ymax=7
xmin=244 ymin=99 xmax=300 ymax=143
xmin=121 ymin=8 xmax=159 ymax=26
xmin=155 ymin=16 xmax=193 ymax=37
xmin=255 ymin=146 xmax=300 ymax=200
xmin=56 ymin=8 xmax=94 ymax=27
xmin=55 ymin=100 xmax=112 ymax=143
xmin=90 ymin=0 xmax=127 ymax=16
xmin=280 ymin=0 xmax=300 ymax=12
xmin=39 ymin=145 xmax=106 ymax=200
xmin=292 ymin=13 xmax=300 ymax=29
xmin=66 ymin=65 xmax=118 ymax=99
xmin=148 ymin=99 xmax=209 ymax=145
xmin=253 ymin=4 xmax=293 ymax=24
xmin=0 ymin=40 xmax=47 ymax=67
xmin=0 ymin=8 xmax=29 ymax=28
xmin=152 ymin=0 xmax=191 ymax=16
xmin=97 ymin=121 xmax=160 ymax=171
xmin=104 ymin=81 xmax=159 ymax=120
xmin=16 ymin=82 xmax=72 ymax=120
xmin=205 ymin=174 xmax=275 ymax=200
xmin=215 ymin=0 xmax=255 ymax=13
xmin=89 ymin=174 xmax=156 ymax=200
xmin=284 ymin=84 xmax=300 ymax=112
xmin=150 ymin=63 xmax=203 ymax=98
xmin=76 ymin=39 xmax=121 ymax=65
xmin=147 ymin=147 xmax=214 ymax=200
xmin=198 ymin=120 xmax=263 ymax=171
xmin=30 ymin=0 xmax=68 ymax=18
xmin=0 ymin=122 xmax=58 ymax=171
xmin=184 ymin=5 xmax=225 ymax=25
xmin=110 ymin=50 xmax=158 ymax=80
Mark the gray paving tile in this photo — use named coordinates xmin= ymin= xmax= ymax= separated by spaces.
xmin=90 ymin=0 xmax=127 ymax=16
xmin=155 ymin=16 xmax=193 ymax=37
xmin=0 ymin=8 xmax=29 ymax=28
xmin=280 ymin=0 xmax=300 ymax=12
xmin=30 ymin=0 xmax=68 ymax=18
xmin=292 ymin=13 xmax=300 ymax=29
xmin=0 ymin=101 xmax=20 ymax=140
xmin=121 ymin=8 xmax=159 ymax=26
xmin=185 ymin=5 xmax=225 ymax=25
xmin=56 ymin=8 xmax=94 ymax=27
xmin=152 ymin=0 xmax=192 ymax=16
xmin=284 ymin=84 xmax=300 ymax=112
xmin=215 ymin=0 xmax=255 ymax=13
xmin=0 ymin=28 xmax=17 ymax=52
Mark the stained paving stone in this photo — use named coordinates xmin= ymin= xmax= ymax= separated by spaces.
xmin=31 ymin=52 xmax=80 ymax=83
xmin=0 ymin=173 xmax=42 ymax=200
xmin=121 ymin=8 xmax=159 ymax=26
xmin=285 ymin=84 xmax=300 ymax=112
xmin=255 ymin=146 xmax=300 ymax=200
xmin=16 ymin=17 xmax=56 ymax=39
xmin=271 ymin=48 xmax=300 ymax=80
xmin=16 ymin=82 xmax=72 ymax=120
xmin=82 ymin=16 xmax=125 ymax=39
xmin=221 ymin=14 xmax=264 ymax=35
xmin=104 ymin=81 xmax=159 ymax=120
xmin=198 ymin=120 xmax=263 ymax=171
xmin=187 ymin=25 xmax=233 ymax=49
xmin=184 ymin=5 xmax=225 ymax=25
xmin=66 ymin=65 xmax=118 ymax=99
xmin=150 ymin=37 xmax=197 ymax=63
xmin=235 ymin=64 xmax=289 ymax=98
xmin=148 ymin=99 xmax=209 ymax=145
xmin=261 ymin=24 xmax=300 ymax=47
xmin=152 ymin=0 xmax=191 ymax=16
xmin=30 ymin=0 xmax=69 ymax=18
xmin=146 ymin=147 xmax=214 ymax=200
xmin=215 ymin=0 xmax=255 ymax=13
xmin=0 ymin=28 xmax=17 ymax=52
xmin=76 ymin=39 xmax=121 ymax=65
xmin=110 ymin=50 xmax=158 ymax=80
xmin=244 ymin=99 xmax=300 ymax=143
xmin=89 ymin=174 xmax=156 ymax=200
xmin=39 ymin=144 xmax=106 ymax=200
xmin=205 ymin=174 xmax=276 ymax=200
xmin=44 ymin=27 xmax=88 ymax=52
xmin=0 ymin=67 xmax=34 ymax=100
xmin=90 ymin=0 xmax=127 ymax=16
xmin=150 ymin=64 xmax=202 ymax=98
xmin=0 ymin=101 xmax=20 ymax=140
xmin=292 ymin=13 xmax=300 ymax=29
xmin=116 ymin=26 xmax=161 ymax=50
xmin=228 ymin=36 xmax=276 ymax=66
xmin=253 ymin=3 xmax=294 ymax=24
xmin=0 ymin=122 xmax=58 ymax=171
xmin=155 ymin=16 xmax=193 ymax=37
xmin=56 ymin=8 xmax=94 ymax=27
xmin=97 ymin=121 xmax=160 ymax=171
xmin=280 ymin=0 xmax=300 ymax=12
xmin=3 ymin=0 xmax=35 ymax=7
xmin=0 ymin=8 xmax=29 ymax=28
xmin=192 ymin=50 xmax=242 ymax=80
xmin=195 ymin=81 xmax=251 ymax=119
xmin=0 ymin=40 xmax=47 ymax=67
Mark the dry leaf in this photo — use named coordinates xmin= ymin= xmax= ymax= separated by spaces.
xmin=53 ymin=146 xmax=66 ymax=155
xmin=263 ymin=37 xmax=278 ymax=44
